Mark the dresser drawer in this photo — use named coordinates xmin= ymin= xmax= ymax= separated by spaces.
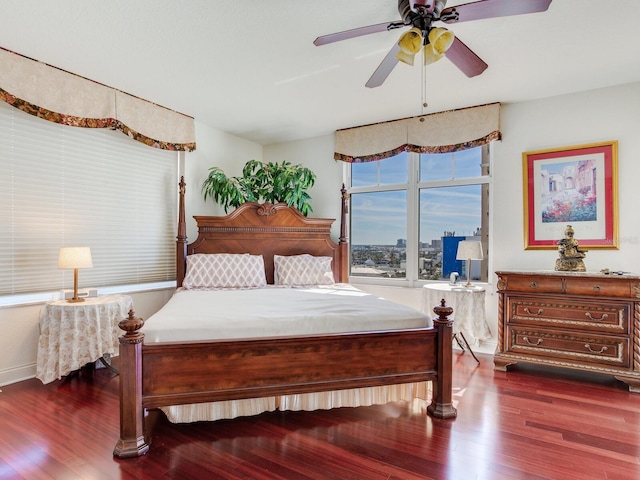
xmin=506 ymin=326 xmax=631 ymax=368
xmin=502 ymin=274 xmax=564 ymax=294
xmin=564 ymin=276 xmax=636 ymax=298
xmin=506 ymin=296 xmax=630 ymax=334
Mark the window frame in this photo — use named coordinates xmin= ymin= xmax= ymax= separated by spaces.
xmin=344 ymin=145 xmax=492 ymax=288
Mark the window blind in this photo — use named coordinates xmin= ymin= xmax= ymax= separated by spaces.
xmin=0 ymin=100 xmax=178 ymax=297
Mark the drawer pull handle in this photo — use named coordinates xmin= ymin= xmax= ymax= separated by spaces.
xmin=593 ymin=284 xmax=601 ymax=292
xmin=585 ymin=344 xmax=607 ymax=354
xmin=524 ymin=307 xmax=544 ymax=315
xmin=523 ymin=336 xmax=542 ymax=346
xmin=585 ymin=312 xmax=608 ymax=322
xmin=530 ymin=282 xmax=537 ymax=288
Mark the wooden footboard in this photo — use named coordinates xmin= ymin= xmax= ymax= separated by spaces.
xmin=114 ymin=304 xmax=456 ymax=458
xmin=114 ymin=181 xmax=456 ymax=458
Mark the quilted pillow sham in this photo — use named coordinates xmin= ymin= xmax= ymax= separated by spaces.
xmin=274 ymin=254 xmax=335 ymax=286
xmin=182 ymin=253 xmax=267 ymax=289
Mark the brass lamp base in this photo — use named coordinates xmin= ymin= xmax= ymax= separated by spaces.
xmin=66 ymin=268 xmax=85 ymax=302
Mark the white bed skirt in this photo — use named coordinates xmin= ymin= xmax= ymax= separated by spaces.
xmin=161 ymin=381 xmax=431 ymax=423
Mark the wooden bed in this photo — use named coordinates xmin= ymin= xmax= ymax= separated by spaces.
xmin=114 ymin=178 xmax=456 ymax=458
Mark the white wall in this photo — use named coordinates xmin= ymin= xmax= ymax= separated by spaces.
xmin=493 ymin=82 xmax=640 ymax=274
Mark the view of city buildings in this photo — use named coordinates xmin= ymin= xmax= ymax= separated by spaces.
xmin=351 ymin=232 xmax=480 ymax=280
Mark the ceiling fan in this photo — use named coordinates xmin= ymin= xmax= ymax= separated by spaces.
xmin=314 ymin=0 xmax=553 ymax=88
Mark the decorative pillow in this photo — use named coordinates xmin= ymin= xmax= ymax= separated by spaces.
xmin=182 ymin=253 xmax=266 ymax=289
xmin=274 ymin=254 xmax=335 ymax=286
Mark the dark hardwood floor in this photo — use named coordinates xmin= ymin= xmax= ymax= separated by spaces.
xmin=1 ymin=352 xmax=638 ymax=480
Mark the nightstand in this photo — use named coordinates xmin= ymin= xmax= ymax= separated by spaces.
xmin=36 ymin=294 xmax=133 ymax=384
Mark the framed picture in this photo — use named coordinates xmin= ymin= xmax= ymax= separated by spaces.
xmin=523 ymin=140 xmax=618 ymax=250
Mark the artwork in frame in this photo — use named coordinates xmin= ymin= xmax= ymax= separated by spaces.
xmin=523 ymin=140 xmax=619 ymax=250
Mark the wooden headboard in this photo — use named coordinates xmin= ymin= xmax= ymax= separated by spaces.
xmin=176 ymin=177 xmax=349 ymax=286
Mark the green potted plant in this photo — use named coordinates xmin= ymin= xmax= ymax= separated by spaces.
xmin=201 ymin=160 xmax=316 ymax=216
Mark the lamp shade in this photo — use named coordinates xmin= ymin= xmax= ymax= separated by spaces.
xmin=424 ymin=27 xmax=454 ymax=65
xmin=428 ymin=27 xmax=455 ymax=55
xmin=456 ymin=241 xmax=483 ymax=261
xmin=395 ymin=27 xmax=423 ymax=66
xmin=423 ymin=45 xmax=444 ymax=65
xmin=58 ymin=247 xmax=93 ymax=269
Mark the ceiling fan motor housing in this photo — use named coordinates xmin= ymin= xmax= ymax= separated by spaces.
xmin=399 ymin=0 xmax=448 ymax=42
xmin=400 ymin=0 xmax=447 ymax=20
xmin=408 ymin=1 xmax=435 ymax=15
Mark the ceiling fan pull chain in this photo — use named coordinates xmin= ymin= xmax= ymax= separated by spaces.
xmin=421 ymin=61 xmax=428 ymax=116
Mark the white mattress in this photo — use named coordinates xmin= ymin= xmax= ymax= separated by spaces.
xmin=143 ymin=284 xmax=433 ymax=423
xmin=141 ymin=284 xmax=432 ymax=343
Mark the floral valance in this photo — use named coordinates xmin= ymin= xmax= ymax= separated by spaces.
xmin=334 ymin=103 xmax=501 ymax=162
xmin=0 ymin=47 xmax=196 ymax=151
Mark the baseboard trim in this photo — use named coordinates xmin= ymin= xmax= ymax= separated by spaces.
xmin=0 ymin=363 xmax=36 ymax=387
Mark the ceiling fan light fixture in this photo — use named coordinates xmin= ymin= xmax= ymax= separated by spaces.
xmin=395 ymin=27 xmax=423 ymax=66
xmin=428 ymin=27 xmax=455 ymax=55
xmin=423 ymin=44 xmax=444 ymax=65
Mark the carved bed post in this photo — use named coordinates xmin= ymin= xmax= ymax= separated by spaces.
xmin=176 ymin=177 xmax=187 ymax=287
xmin=113 ymin=310 xmax=149 ymax=458
xmin=427 ymin=299 xmax=457 ymax=419
xmin=338 ymin=184 xmax=349 ymax=283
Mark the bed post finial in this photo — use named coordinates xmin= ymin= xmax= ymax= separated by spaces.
xmin=177 ymin=177 xmax=187 ymax=287
xmin=338 ymin=184 xmax=349 ymax=282
xmin=427 ymin=299 xmax=457 ymax=419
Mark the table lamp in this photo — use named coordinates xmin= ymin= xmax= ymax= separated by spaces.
xmin=456 ymin=241 xmax=483 ymax=287
xmin=58 ymin=247 xmax=93 ymax=302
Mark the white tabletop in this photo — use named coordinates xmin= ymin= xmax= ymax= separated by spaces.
xmin=422 ymin=283 xmax=491 ymax=342
xmin=36 ymin=294 xmax=133 ymax=383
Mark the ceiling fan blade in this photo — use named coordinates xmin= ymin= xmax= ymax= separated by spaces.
xmin=365 ymin=44 xmax=401 ymax=88
xmin=440 ymin=0 xmax=552 ymax=24
xmin=445 ymin=37 xmax=488 ymax=78
xmin=314 ymin=21 xmax=403 ymax=46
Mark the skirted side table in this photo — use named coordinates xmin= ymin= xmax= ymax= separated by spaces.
xmin=422 ymin=283 xmax=491 ymax=362
xmin=36 ymin=294 xmax=133 ymax=383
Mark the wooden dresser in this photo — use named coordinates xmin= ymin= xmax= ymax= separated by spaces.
xmin=494 ymin=270 xmax=640 ymax=392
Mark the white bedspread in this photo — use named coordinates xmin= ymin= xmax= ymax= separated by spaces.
xmin=142 ymin=284 xmax=434 ymax=423
xmin=142 ymin=284 xmax=432 ymax=343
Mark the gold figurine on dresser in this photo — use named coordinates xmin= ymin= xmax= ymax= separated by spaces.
xmin=555 ymin=224 xmax=587 ymax=272
xmin=494 ymin=270 xmax=640 ymax=392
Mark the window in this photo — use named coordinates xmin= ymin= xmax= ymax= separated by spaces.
xmin=348 ymin=146 xmax=490 ymax=285
xmin=0 ymin=101 xmax=179 ymax=300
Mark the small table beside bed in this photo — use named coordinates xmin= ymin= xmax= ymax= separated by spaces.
xmin=114 ymin=180 xmax=456 ymax=458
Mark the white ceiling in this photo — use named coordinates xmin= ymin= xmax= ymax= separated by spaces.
xmin=1 ymin=0 xmax=640 ymax=146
